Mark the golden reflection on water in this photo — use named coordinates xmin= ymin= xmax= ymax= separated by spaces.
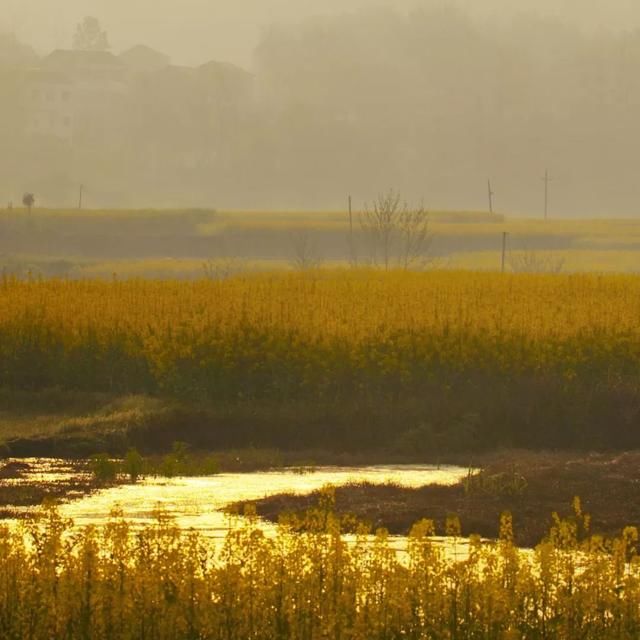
xmin=60 ymin=465 xmax=468 ymax=538
xmin=4 ymin=462 xmax=478 ymax=558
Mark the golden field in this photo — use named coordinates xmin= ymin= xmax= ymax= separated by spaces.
xmin=1 ymin=269 xmax=639 ymax=380
xmin=1 ymin=499 xmax=640 ymax=639
xmin=0 ymin=270 xmax=639 ymax=451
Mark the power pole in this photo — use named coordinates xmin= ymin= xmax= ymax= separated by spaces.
xmin=487 ymin=179 xmax=495 ymax=214
xmin=542 ymin=170 xmax=551 ymax=220
xmin=501 ymin=231 xmax=508 ymax=273
xmin=78 ymin=184 xmax=84 ymax=210
xmin=348 ymin=194 xmax=356 ymax=266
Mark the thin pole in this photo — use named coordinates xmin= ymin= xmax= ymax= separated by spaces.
xmin=542 ymin=170 xmax=550 ymax=220
xmin=488 ymin=179 xmax=494 ymax=214
xmin=78 ymin=184 xmax=84 ymax=210
xmin=348 ymin=194 xmax=355 ymax=265
xmin=501 ymin=231 xmax=508 ymax=273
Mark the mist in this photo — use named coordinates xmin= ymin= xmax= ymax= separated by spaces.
xmin=2 ymin=1 xmax=640 ymax=215
xmin=5 ymin=0 xmax=640 ymax=68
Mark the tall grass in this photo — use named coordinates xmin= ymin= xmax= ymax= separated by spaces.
xmin=1 ymin=499 xmax=640 ymax=639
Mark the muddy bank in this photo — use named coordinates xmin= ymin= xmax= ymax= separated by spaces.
xmin=241 ymin=451 xmax=640 ymax=548
xmin=0 ymin=458 xmax=101 ymax=517
xmin=0 ymin=450 xmax=452 ymax=519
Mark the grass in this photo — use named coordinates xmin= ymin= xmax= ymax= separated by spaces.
xmin=3 ymin=207 xmax=640 ymax=276
xmin=449 ymin=249 xmax=640 ymax=273
xmin=0 ymin=392 xmax=170 ymax=454
xmin=0 ymin=389 xmax=485 ymax=461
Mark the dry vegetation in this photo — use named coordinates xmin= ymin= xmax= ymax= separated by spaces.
xmin=244 ymin=451 xmax=640 ymax=548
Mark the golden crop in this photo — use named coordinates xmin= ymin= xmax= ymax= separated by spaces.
xmin=0 ymin=500 xmax=639 ymax=639
xmin=0 ymin=270 xmax=639 ymax=394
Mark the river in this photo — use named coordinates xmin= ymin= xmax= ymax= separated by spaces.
xmin=59 ymin=464 xmax=469 ymax=537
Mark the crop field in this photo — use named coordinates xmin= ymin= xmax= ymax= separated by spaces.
xmin=1 ymin=500 xmax=640 ymax=639
xmin=1 ymin=270 xmax=640 ymax=451
xmin=2 ymin=208 xmax=640 ymax=277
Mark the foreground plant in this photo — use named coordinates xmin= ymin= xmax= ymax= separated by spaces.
xmin=0 ymin=498 xmax=639 ymax=639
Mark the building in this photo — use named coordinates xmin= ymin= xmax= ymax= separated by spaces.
xmin=25 ymin=50 xmax=127 ymax=143
xmin=25 ymin=70 xmax=74 ymax=140
xmin=119 ymin=45 xmax=170 ymax=74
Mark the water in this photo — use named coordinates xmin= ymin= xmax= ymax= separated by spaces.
xmin=1 ymin=460 xmax=481 ymax=559
xmin=58 ymin=464 xmax=468 ymax=538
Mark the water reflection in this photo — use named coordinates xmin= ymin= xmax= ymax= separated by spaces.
xmin=60 ymin=465 xmax=469 ymax=539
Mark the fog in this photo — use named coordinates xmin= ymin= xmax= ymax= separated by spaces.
xmin=5 ymin=0 xmax=640 ymax=68
xmin=3 ymin=1 xmax=640 ymax=215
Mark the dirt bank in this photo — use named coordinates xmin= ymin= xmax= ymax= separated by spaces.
xmin=240 ymin=450 xmax=640 ymax=547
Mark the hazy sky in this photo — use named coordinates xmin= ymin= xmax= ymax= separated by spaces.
xmin=3 ymin=0 xmax=640 ymax=69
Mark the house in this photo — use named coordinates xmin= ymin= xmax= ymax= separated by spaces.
xmin=42 ymin=50 xmax=126 ymax=83
xmin=197 ymin=60 xmax=254 ymax=107
xmin=26 ymin=50 xmax=127 ymax=143
xmin=119 ymin=45 xmax=170 ymax=74
xmin=25 ymin=69 xmax=74 ymax=140
xmin=23 ymin=48 xmax=254 ymax=151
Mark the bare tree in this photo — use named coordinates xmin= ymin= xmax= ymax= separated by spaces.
xmin=360 ymin=189 xmax=431 ymax=270
xmin=398 ymin=201 xmax=431 ymax=270
xmin=290 ymin=229 xmax=322 ymax=271
xmin=360 ymin=190 xmax=401 ymax=270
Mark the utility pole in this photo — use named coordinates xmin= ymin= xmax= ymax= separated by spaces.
xmin=542 ymin=169 xmax=551 ymax=220
xmin=78 ymin=184 xmax=84 ymax=210
xmin=348 ymin=194 xmax=356 ymax=266
xmin=487 ymin=179 xmax=495 ymax=214
xmin=501 ymin=231 xmax=508 ymax=273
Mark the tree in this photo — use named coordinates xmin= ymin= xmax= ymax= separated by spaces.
xmin=398 ymin=201 xmax=431 ymax=270
xmin=289 ymin=229 xmax=322 ymax=271
xmin=73 ymin=17 xmax=110 ymax=52
xmin=360 ymin=190 xmax=431 ymax=270
xmin=360 ymin=190 xmax=401 ymax=270
xmin=22 ymin=193 xmax=35 ymax=214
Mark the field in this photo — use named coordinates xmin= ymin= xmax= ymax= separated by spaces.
xmin=2 ymin=501 xmax=640 ymax=639
xmin=2 ymin=211 xmax=640 ymax=638
xmin=2 ymin=207 xmax=640 ymax=277
xmin=1 ymin=270 xmax=640 ymax=454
